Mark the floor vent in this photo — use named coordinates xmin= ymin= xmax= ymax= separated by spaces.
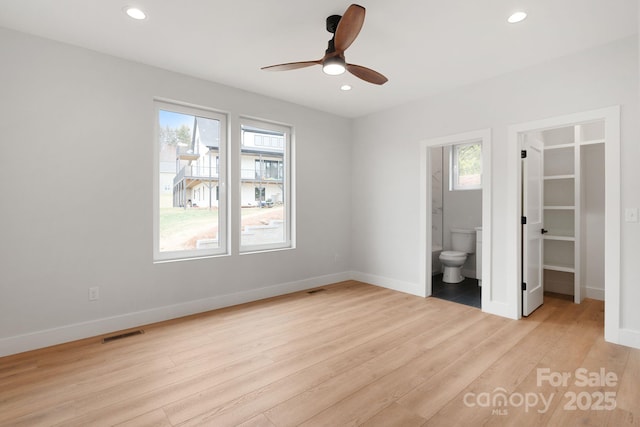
xmin=102 ymin=329 xmax=144 ymax=344
xmin=307 ymin=288 xmax=327 ymax=294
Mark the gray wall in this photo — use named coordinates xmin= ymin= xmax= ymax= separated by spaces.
xmin=0 ymin=28 xmax=353 ymax=355
xmin=430 ymin=147 xmax=443 ymax=249
xmin=582 ymin=143 xmax=605 ymax=299
xmin=351 ymin=36 xmax=639 ymax=335
xmin=1 ymin=28 xmax=639 ymax=355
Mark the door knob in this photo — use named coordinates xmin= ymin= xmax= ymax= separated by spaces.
xmin=541 ymin=229 xmax=549 ymax=234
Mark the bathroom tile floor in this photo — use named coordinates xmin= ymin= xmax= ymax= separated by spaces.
xmin=431 ymin=273 xmax=481 ymax=308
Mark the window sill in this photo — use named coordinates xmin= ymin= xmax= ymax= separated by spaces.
xmin=239 ymin=245 xmax=295 ymax=256
xmin=153 ymin=252 xmax=231 ymax=264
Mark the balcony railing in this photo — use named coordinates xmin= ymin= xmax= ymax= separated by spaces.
xmin=173 ymin=165 xmax=219 ymax=186
xmin=241 ymin=168 xmax=283 ymax=182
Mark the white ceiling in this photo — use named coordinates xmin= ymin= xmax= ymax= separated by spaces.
xmin=0 ymin=1 xmax=636 ymax=118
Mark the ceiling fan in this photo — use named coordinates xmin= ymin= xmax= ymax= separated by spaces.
xmin=261 ymin=4 xmax=388 ymax=85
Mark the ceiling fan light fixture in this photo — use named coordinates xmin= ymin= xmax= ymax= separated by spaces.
xmin=261 ymin=5 xmax=387 ymax=85
xmin=322 ymin=56 xmax=346 ymax=76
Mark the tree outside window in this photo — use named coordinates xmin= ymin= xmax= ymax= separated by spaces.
xmin=452 ymin=142 xmax=482 ymax=190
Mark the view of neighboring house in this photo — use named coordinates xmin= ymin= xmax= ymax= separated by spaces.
xmin=162 ymin=115 xmax=221 ymax=209
xmin=240 ymin=125 xmax=285 ymax=208
xmin=160 ymin=114 xmax=285 ymax=211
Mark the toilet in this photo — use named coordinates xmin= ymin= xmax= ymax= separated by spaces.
xmin=439 ymin=228 xmax=476 ymax=283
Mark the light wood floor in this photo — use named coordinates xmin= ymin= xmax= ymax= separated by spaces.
xmin=1 ymin=281 xmax=638 ymax=426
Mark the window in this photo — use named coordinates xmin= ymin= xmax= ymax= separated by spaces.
xmin=451 ymin=142 xmax=482 ymax=190
xmin=154 ymin=101 xmax=227 ymax=261
xmin=255 ymin=159 xmax=283 ymax=180
xmin=240 ymin=118 xmax=292 ymax=251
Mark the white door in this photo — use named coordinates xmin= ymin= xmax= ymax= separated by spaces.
xmin=522 ymin=135 xmax=544 ymax=316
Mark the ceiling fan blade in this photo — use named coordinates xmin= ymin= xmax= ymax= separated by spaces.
xmin=334 ymin=4 xmax=365 ymax=53
xmin=261 ymin=60 xmax=321 ymax=71
xmin=346 ymin=63 xmax=388 ymax=85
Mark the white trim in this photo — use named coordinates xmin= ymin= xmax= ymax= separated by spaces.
xmin=619 ymin=329 xmax=640 ymax=350
xmin=586 ymin=287 xmax=605 ymax=301
xmin=350 ymin=271 xmax=424 ymax=297
xmin=507 ymin=106 xmax=621 ymax=344
xmin=419 ymin=129 xmax=494 ymax=314
xmin=0 ymin=272 xmax=352 ymax=358
xmin=5 ymin=269 xmax=624 ymax=357
xmin=238 ymin=117 xmax=293 ymax=253
xmin=153 ymin=100 xmax=229 ymax=262
xmin=482 ymin=300 xmax=518 ymax=320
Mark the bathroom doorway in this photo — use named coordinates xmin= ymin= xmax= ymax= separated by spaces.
xmin=430 ymin=144 xmax=482 ymax=308
xmin=419 ymin=129 xmax=492 ymax=311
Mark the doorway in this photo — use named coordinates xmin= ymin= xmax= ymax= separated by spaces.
xmin=511 ymin=107 xmax=620 ymax=339
xmin=431 ymin=144 xmax=483 ymax=308
xmin=419 ymin=129 xmax=492 ymax=310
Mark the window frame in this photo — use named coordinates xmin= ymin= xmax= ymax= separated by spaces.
xmin=239 ymin=117 xmax=293 ymax=253
xmin=153 ymin=100 xmax=228 ymax=262
xmin=450 ymin=141 xmax=482 ymax=191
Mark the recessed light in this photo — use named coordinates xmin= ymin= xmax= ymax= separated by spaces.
xmin=340 ymin=84 xmax=352 ymax=91
xmin=508 ymin=11 xmax=527 ymax=24
xmin=125 ymin=7 xmax=147 ymax=20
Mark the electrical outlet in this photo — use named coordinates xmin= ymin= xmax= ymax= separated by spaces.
xmin=625 ymin=208 xmax=639 ymax=223
xmin=88 ymin=286 xmax=100 ymax=301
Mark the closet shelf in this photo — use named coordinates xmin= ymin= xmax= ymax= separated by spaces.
xmin=544 ymin=264 xmax=575 ymax=273
xmin=539 ymin=121 xmax=604 ymax=304
xmin=544 ymin=174 xmax=575 ymax=180
xmin=544 ymin=235 xmax=575 ymax=242
xmin=580 ymin=138 xmax=605 ymax=146
xmin=544 ymin=206 xmax=575 ymax=210
xmin=543 ymin=143 xmax=574 ymax=150
xmin=543 ymin=139 xmax=605 ymax=150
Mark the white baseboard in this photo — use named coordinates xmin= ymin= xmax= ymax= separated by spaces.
xmin=0 ymin=271 xmax=351 ymax=358
xmin=586 ymin=287 xmax=605 ymax=301
xmin=350 ymin=271 xmax=424 ymax=297
xmin=481 ymin=297 xmax=519 ymax=320
xmin=618 ymin=329 xmax=640 ymax=350
xmin=4 ymin=270 xmax=632 ymax=357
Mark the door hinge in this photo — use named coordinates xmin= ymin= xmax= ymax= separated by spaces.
xmin=522 ymin=282 xmax=527 ymax=291
xmin=521 ymin=216 xmax=527 ymax=225
xmin=521 ymin=150 xmax=527 ymax=158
